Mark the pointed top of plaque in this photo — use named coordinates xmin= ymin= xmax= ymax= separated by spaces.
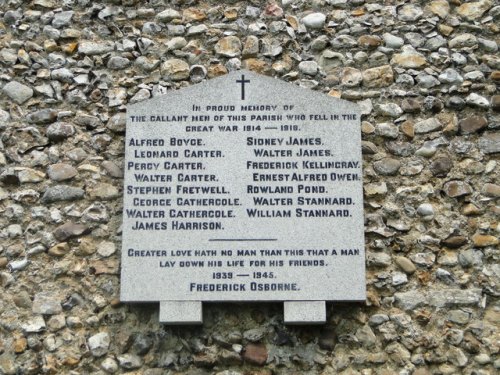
xmin=128 ymin=69 xmax=359 ymax=113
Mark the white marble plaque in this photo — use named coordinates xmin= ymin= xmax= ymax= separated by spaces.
xmin=121 ymin=70 xmax=365 ymax=324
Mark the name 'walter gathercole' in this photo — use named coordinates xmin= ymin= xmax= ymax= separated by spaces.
xmin=189 ymin=282 xmax=299 ymax=292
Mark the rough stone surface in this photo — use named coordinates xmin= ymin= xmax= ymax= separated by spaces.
xmin=88 ymin=332 xmax=110 ymax=357
xmin=2 ymin=81 xmax=34 ymax=104
xmin=0 ymin=1 xmax=497 ymax=373
xmin=41 ymin=185 xmax=85 ymax=203
xmin=32 ymin=292 xmax=62 ymax=315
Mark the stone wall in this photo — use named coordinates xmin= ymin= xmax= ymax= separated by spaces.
xmin=0 ymin=0 xmax=499 ymax=374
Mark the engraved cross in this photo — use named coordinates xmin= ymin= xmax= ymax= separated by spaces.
xmin=236 ymin=74 xmax=250 ymax=100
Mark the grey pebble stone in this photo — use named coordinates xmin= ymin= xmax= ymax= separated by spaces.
xmin=88 ymin=332 xmax=111 ymax=357
xmin=156 ymin=9 xmax=181 ymax=22
xmin=417 ymin=203 xmax=434 ymax=217
xmin=32 ymin=292 xmax=62 ymax=315
xmin=383 ymin=33 xmax=404 ymax=48
xmin=27 ymin=109 xmax=58 ymax=124
xmin=42 ymin=185 xmax=85 ymax=203
xmin=2 ymin=81 xmax=34 ymax=104
xmin=107 ymin=56 xmax=130 ymax=70
xmin=47 ymin=163 xmax=78 ymax=181
xmin=466 ymin=93 xmax=489 ymax=108
xmin=373 ymin=158 xmax=401 ymax=175
xmin=118 ymin=354 xmax=143 ymax=370
xmin=46 ymin=122 xmax=75 ymax=141
xmin=298 ymin=61 xmax=318 ymax=76
xmin=52 ymin=11 xmax=73 ymax=28
xmin=302 ymin=13 xmax=326 ymax=29
xmin=101 ymin=357 xmax=119 ymax=373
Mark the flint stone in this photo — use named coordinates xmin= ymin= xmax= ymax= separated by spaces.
xmin=0 ymin=49 xmax=17 ymax=65
xmin=394 ymin=291 xmax=426 ymax=310
xmin=369 ymin=314 xmax=389 ymax=326
xmin=367 ymin=252 xmax=391 ymax=266
xmin=341 ymin=67 xmax=362 ymax=87
xmin=242 ymin=343 xmax=268 ymax=365
xmin=383 ymin=33 xmax=404 ymax=48
xmin=438 ymin=68 xmax=463 ymax=84
xmin=88 ymin=332 xmax=110 ymax=357
xmin=456 ymin=0 xmax=493 ymax=21
xmin=101 ymin=358 xmax=119 ymax=373
xmin=471 ymin=233 xmax=499 ymax=247
xmin=459 ymin=116 xmax=488 ymax=134
xmin=47 ymin=163 xmax=78 ymax=181
xmin=428 ymin=289 xmax=482 ymax=308
xmin=107 ymin=113 xmax=126 ymax=133
xmin=430 ymin=156 xmax=452 ymax=177
xmin=107 ymin=56 xmax=130 ymax=70
xmin=442 ymin=235 xmax=468 ymax=249
xmin=458 ymin=249 xmax=483 ymax=267
xmin=478 ymin=133 xmax=500 ymax=154
xmin=398 ymin=4 xmax=423 ymax=21
xmin=364 ymin=182 xmax=387 ymax=196
xmin=118 ymin=354 xmax=143 ymax=370
xmin=491 ymin=95 xmax=500 ymax=111
xmin=414 ymin=118 xmax=442 ymax=134
xmin=417 ymin=203 xmax=434 ymax=217
xmin=79 ymin=41 xmax=115 ymax=55
xmin=135 ymin=56 xmax=160 ymax=71
xmin=396 ymin=288 xmax=482 ymax=310
xmin=165 ymin=37 xmax=187 ymax=51
xmin=466 ymin=93 xmax=489 ymax=109
xmin=74 ymin=114 xmax=101 ymax=129
xmin=97 ymin=241 xmax=116 ymax=257
xmin=302 ymin=13 xmax=326 ymax=29
xmin=53 ymin=222 xmax=90 ymax=241
xmin=362 ymin=65 xmax=394 ymax=88
xmin=331 ymin=35 xmax=357 ymax=49
xmin=395 ymin=256 xmax=416 ymax=274
xmin=52 ymin=11 xmax=73 ymax=28
xmin=358 ymin=35 xmax=382 ymax=49
xmin=481 ymin=183 xmax=500 ymax=198
xmin=156 ymin=9 xmax=181 ymax=22
xmin=162 ymin=59 xmax=190 ymax=81
xmin=2 ymin=81 xmax=34 ymax=104
xmin=426 ymin=0 xmax=450 ymax=18
xmin=89 ymin=183 xmax=120 ymax=200
xmin=356 ymin=325 xmax=377 ymax=348
xmin=391 ymin=47 xmax=427 ymax=68
xmin=46 ymin=122 xmax=75 ymax=141
xmin=48 ymin=242 xmax=69 ymax=257
xmin=130 ymin=88 xmax=151 ymax=104
xmin=187 ymin=24 xmax=207 ymax=36
xmin=298 ymin=61 xmax=318 ymax=76
xmin=416 ymin=73 xmax=440 ymax=88
xmin=478 ymin=38 xmax=498 ymax=54
xmin=3 ymin=9 xmax=22 ymax=25
xmin=401 ymin=98 xmax=421 ymax=113
xmin=27 ymin=109 xmax=58 ymax=124
xmin=375 ymin=103 xmax=403 ymax=117
xmin=215 ymin=36 xmax=242 ymax=57
xmin=376 ymin=122 xmax=398 ymax=139
xmin=0 ymin=108 xmax=10 ymax=127
xmin=443 ymin=181 xmax=472 ymax=198
xmin=373 ymin=158 xmax=401 ymax=175
xmin=449 ymin=34 xmax=478 ymax=49
xmin=242 ymin=36 xmax=259 ymax=58
xmin=42 ymin=185 xmax=85 ymax=203
xmin=33 ymin=292 xmax=62 ymax=315
xmin=243 ymin=328 xmax=266 ymax=342
xmin=102 ymin=161 xmax=123 ymax=178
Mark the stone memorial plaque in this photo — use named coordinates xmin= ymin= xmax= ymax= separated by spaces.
xmin=121 ymin=70 xmax=365 ymax=324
